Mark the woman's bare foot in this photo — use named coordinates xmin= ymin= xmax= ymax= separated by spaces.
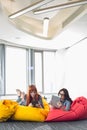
xmin=16 ymin=89 xmax=21 ymax=97
xmin=21 ymin=92 xmax=25 ymax=100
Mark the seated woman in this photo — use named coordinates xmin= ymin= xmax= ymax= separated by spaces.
xmin=57 ymin=88 xmax=72 ymax=111
xmin=26 ymin=85 xmax=44 ymax=108
xmin=16 ymin=89 xmax=26 ymax=106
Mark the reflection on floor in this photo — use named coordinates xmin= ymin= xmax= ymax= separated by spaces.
xmin=0 ymin=120 xmax=87 ymax=130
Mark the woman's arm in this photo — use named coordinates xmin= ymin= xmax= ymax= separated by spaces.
xmin=57 ymin=101 xmax=62 ymax=108
xmin=63 ymin=100 xmax=71 ymax=111
xmin=37 ymin=96 xmax=44 ymax=108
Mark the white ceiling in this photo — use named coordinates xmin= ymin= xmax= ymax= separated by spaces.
xmin=0 ymin=1 xmax=87 ymax=50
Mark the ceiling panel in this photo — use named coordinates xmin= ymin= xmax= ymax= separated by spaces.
xmin=0 ymin=0 xmax=87 ymax=41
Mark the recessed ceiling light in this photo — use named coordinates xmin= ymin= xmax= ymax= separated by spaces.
xmin=43 ymin=17 xmax=49 ymax=37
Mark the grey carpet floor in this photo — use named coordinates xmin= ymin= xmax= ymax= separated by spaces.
xmin=0 ymin=120 xmax=87 ymax=130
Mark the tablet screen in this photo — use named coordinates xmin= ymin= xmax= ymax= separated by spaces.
xmin=50 ymin=95 xmax=60 ymax=108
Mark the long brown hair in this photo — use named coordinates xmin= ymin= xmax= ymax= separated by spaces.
xmin=26 ymin=84 xmax=39 ymax=106
xmin=58 ymin=88 xmax=72 ymax=103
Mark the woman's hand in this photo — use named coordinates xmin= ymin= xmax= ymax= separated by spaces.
xmin=35 ymin=104 xmax=42 ymax=108
xmin=57 ymin=101 xmax=62 ymax=108
xmin=28 ymin=103 xmax=33 ymax=107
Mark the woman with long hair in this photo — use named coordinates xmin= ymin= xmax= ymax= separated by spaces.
xmin=26 ymin=84 xmax=44 ymax=108
xmin=57 ymin=88 xmax=72 ymax=111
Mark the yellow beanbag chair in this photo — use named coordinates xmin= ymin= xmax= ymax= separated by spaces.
xmin=0 ymin=100 xmax=18 ymax=122
xmin=12 ymin=98 xmax=50 ymax=122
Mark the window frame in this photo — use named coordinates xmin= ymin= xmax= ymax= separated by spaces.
xmin=5 ymin=45 xmax=27 ymax=95
xmin=34 ymin=50 xmax=43 ymax=93
xmin=0 ymin=43 xmax=56 ymax=97
xmin=0 ymin=44 xmax=5 ymax=96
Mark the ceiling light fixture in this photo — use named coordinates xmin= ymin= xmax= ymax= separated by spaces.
xmin=9 ymin=0 xmax=54 ymax=19
xmin=43 ymin=17 xmax=49 ymax=37
xmin=34 ymin=0 xmax=87 ymax=14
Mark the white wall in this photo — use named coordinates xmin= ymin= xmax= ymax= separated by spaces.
xmin=55 ymin=50 xmax=66 ymax=90
xmin=63 ymin=39 xmax=87 ymax=99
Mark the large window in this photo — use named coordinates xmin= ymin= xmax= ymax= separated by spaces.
xmin=5 ymin=46 xmax=27 ymax=94
xmin=35 ymin=52 xmax=42 ymax=92
xmin=0 ymin=44 xmax=57 ymax=97
xmin=43 ymin=52 xmax=56 ymax=93
xmin=34 ymin=51 xmax=57 ymax=94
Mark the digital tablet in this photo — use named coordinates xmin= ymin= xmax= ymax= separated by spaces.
xmin=50 ymin=95 xmax=60 ymax=108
